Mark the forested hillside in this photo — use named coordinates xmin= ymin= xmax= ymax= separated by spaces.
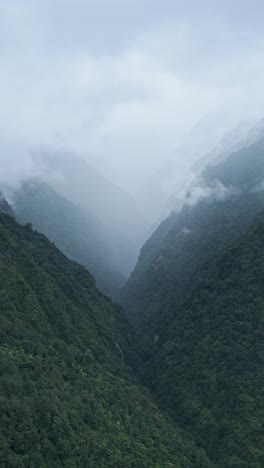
xmin=0 ymin=193 xmax=13 ymax=216
xmin=3 ymin=2 xmax=264 ymax=467
xmin=143 ymin=211 xmax=264 ymax=466
xmin=13 ymin=181 xmax=125 ymax=297
xmin=0 ymin=205 xmax=209 ymax=467
xmin=120 ymin=140 xmax=264 ymax=466
xmin=121 ymin=140 xmax=264 ymax=341
xmin=202 ymin=137 xmax=264 ymax=189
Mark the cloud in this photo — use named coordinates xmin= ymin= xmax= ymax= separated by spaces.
xmin=185 ymin=180 xmax=240 ymax=207
xmin=1 ymin=0 xmax=264 ymax=198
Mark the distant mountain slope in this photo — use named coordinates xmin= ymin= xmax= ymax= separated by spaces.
xmin=202 ymin=137 xmax=264 ymax=189
xmin=36 ymin=151 xmax=148 ymax=275
xmin=0 ymin=192 xmax=13 ymax=215
xmin=13 ymin=180 xmax=125 ymax=297
xmin=0 ymin=211 xmax=210 ymax=467
xmin=192 ymin=118 xmax=264 ymax=174
xmin=140 ymin=119 xmax=264 ymax=224
xmin=121 ymin=139 xmax=264 ymax=339
xmin=143 ymin=211 xmax=264 ymax=466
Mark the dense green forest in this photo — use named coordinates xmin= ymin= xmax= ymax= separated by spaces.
xmin=120 ymin=140 xmax=264 ymax=466
xmin=3 ymin=1 xmax=264 ymax=466
xmin=2 ymin=138 xmax=264 ymax=467
xmin=13 ymin=181 xmax=125 ymax=298
xmin=0 ymin=206 xmax=209 ymax=467
xmin=143 ymin=211 xmax=264 ymax=466
xmin=121 ymin=140 xmax=264 ymax=341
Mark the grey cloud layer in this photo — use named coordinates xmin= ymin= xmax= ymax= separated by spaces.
xmin=1 ymin=0 xmax=264 ymax=194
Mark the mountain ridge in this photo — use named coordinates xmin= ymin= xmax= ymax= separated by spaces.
xmin=12 ymin=180 xmax=125 ymax=297
xmin=121 ymin=139 xmax=264 ymax=339
xmin=142 ymin=209 xmax=264 ymax=465
xmin=0 ymin=208 xmax=210 ymax=467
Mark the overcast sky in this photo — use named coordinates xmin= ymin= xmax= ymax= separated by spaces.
xmin=1 ymin=0 xmax=264 ymax=193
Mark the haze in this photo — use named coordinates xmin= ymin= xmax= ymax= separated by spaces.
xmin=1 ymin=1 xmax=264 ymax=242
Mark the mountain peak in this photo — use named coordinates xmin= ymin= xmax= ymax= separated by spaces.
xmin=0 ymin=193 xmax=14 ymax=215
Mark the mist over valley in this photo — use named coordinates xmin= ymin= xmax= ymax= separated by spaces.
xmin=1 ymin=2 xmax=264 ymax=466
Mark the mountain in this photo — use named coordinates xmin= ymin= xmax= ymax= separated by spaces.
xmin=12 ymin=180 xmax=125 ymax=297
xmin=143 ymin=210 xmax=264 ymax=466
xmin=192 ymin=118 xmax=264 ymax=174
xmin=0 ymin=192 xmax=14 ymax=216
xmin=141 ymin=119 xmax=264 ymax=225
xmin=121 ymin=139 xmax=264 ymax=465
xmin=34 ymin=150 xmax=149 ymax=276
xmin=0 ymin=207 xmax=210 ymax=467
xmin=202 ymin=136 xmax=264 ymax=189
xmin=121 ymin=139 xmax=264 ymax=341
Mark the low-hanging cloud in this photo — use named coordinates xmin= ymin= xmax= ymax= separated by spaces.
xmin=185 ymin=180 xmax=240 ymax=207
xmin=1 ymin=0 xmax=264 ymax=203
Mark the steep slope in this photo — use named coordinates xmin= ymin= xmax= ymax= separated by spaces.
xmin=143 ymin=211 xmax=264 ymax=466
xmin=192 ymin=118 xmax=264 ymax=174
xmin=139 ymin=118 xmax=264 ymax=224
xmin=0 ymin=192 xmax=14 ymax=215
xmin=13 ymin=180 xmax=125 ymax=297
xmin=36 ymin=151 xmax=148 ymax=275
xmin=202 ymin=136 xmax=264 ymax=189
xmin=121 ymin=139 xmax=264 ymax=339
xmin=0 ymin=210 xmax=210 ymax=467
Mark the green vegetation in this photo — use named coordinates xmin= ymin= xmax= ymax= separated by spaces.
xmin=203 ymin=137 xmax=264 ymax=189
xmin=120 ymin=141 xmax=264 ymax=466
xmin=0 ymin=210 xmax=209 ymax=467
xmin=14 ymin=181 xmax=125 ymax=297
xmin=121 ymin=191 xmax=264 ymax=347
xmin=0 ymin=193 xmax=13 ymax=216
xmin=143 ymin=211 xmax=264 ymax=466
xmin=2 ymin=139 xmax=264 ymax=466
xmin=121 ymin=141 xmax=264 ymax=344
